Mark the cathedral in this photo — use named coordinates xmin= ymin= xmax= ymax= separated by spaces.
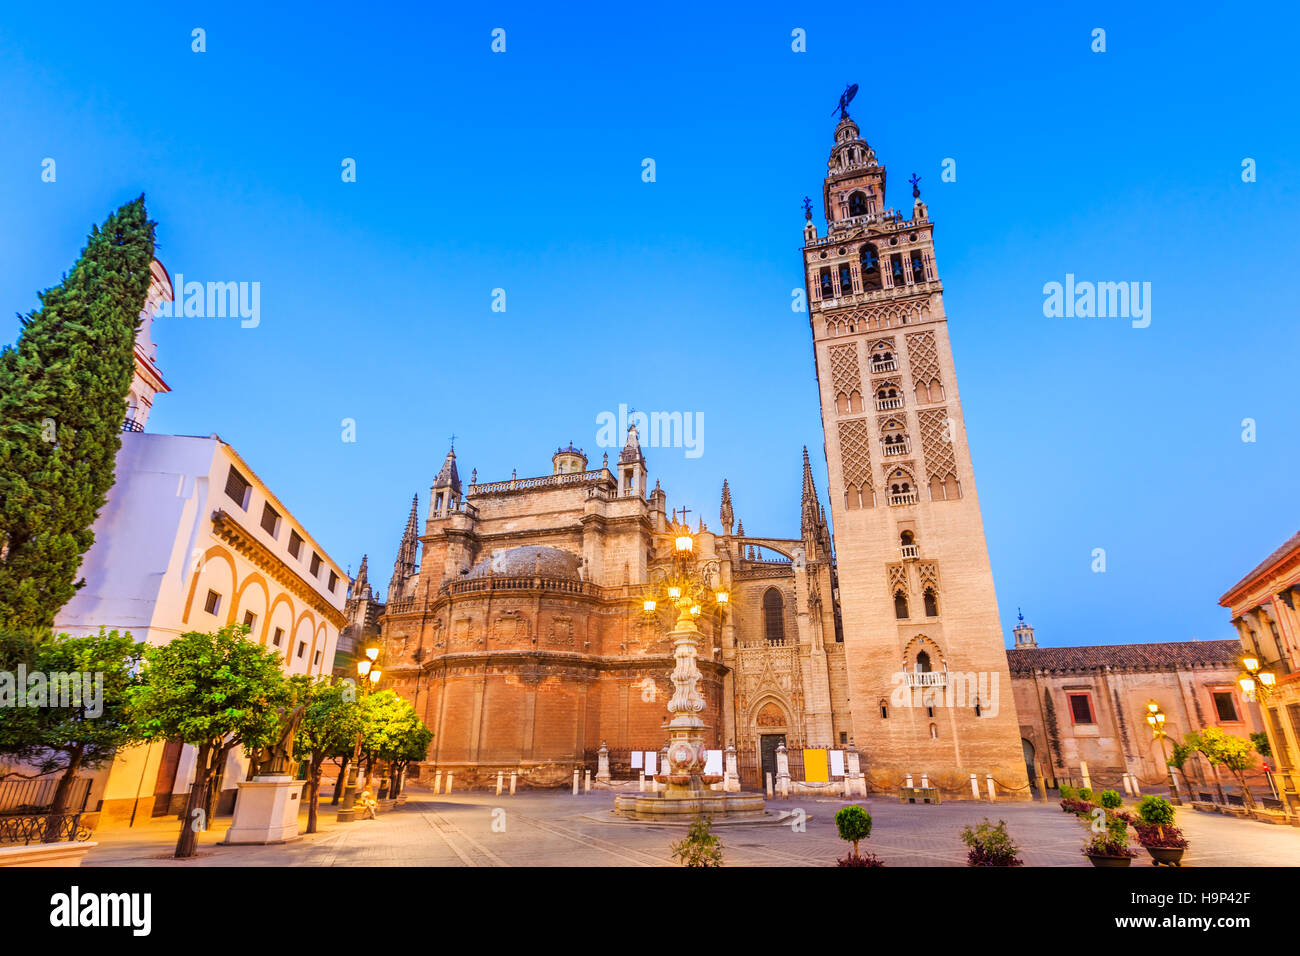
xmin=347 ymin=101 xmax=1033 ymax=795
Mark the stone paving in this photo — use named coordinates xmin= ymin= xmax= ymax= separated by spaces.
xmin=81 ymin=788 xmax=1300 ymax=867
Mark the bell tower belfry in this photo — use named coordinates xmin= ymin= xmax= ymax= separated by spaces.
xmin=802 ymin=94 xmax=1028 ymax=796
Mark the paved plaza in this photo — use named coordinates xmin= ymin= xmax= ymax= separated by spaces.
xmin=82 ymin=789 xmax=1300 ymax=867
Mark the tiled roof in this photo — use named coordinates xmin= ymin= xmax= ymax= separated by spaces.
xmin=1220 ymin=529 xmax=1300 ymax=605
xmin=1006 ymin=640 xmax=1239 ymax=674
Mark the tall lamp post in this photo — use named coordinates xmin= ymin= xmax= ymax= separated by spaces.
xmin=1239 ymin=654 xmax=1277 ymax=805
xmin=641 ymin=520 xmax=727 ymax=798
xmin=337 ymin=641 xmax=382 ymax=823
xmin=1145 ymin=700 xmax=1178 ymax=804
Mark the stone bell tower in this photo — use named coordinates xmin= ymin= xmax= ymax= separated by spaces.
xmin=802 ymin=96 xmax=1028 ymax=796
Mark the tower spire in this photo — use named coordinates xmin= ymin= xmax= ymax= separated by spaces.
xmin=391 ymin=493 xmax=419 ymax=599
xmin=720 ymin=479 xmax=734 ymax=535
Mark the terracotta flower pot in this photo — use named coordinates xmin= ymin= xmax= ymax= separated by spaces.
xmin=1085 ymin=852 xmax=1133 ymax=867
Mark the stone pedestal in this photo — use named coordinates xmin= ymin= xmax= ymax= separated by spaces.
xmin=223 ymin=776 xmax=304 ymax=845
xmin=596 ymin=741 xmax=612 ymax=788
xmin=724 ymin=745 xmax=740 ymax=793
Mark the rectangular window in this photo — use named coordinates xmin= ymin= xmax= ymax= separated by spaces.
xmin=224 ymin=466 xmax=251 ymax=510
xmin=242 ymin=610 xmax=256 ymax=631
xmin=297 ymin=641 xmax=307 ymax=659
xmin=313 ymin=650 xmax=322 ymax=667
xmin=328 ymin=570 xmax=339 ymax=593
xmin=310 ymin=552 xmax=322 ymax=577
xmin=1067 ymin=692 xmax=1095 ymax=725
xmin=204 ymin=589 xmax=222 ymax=615
xmin=910 ymin=250 xmax=926 ymax=282
xmin=819 ymin=267 xmax=833 ymax=298
xmin=1212 ymin=691 xmax=1239 ymax=723
xmin=288 ymin=530 xmax=303 ymax=559
xmin=839 ymin=732 xmax=847 ymax=745
xmin=272 ymin=627 xmax=284 ymax=647
xmin=260 ymin=502 xmax=280 ymax=537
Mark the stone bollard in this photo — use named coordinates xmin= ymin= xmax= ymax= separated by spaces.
xmin=766 ymin=772 xmax=774 ymax=798
xmin=572 ymin=770 xmax=579 ymax=795
xmin=1122 ymin=774 xmax=1133 ymax=796
xmin=775 ymin=744 xmax=791 ymax=798
xmin=509 ymin=771 xmax=517 ymax=795
xmin=985 ymin=773 xmax=996 ymax=801
xmin=1080 ymin=761 xmax=1091 ymax=791
xmin=496 ymin=771 xmax=503 ymax=796
xmin=725 ymin=745 xmax=740 ymax=793
xmin=446 ymin=773 xmax=454 ymax=794
xmin=970 ymin=773 xmax=980 ymax=800
xmin=1037 ymin=771 xmax=1048 ymax=802
xmin=1131 ymin=774 xmax=1142 ymax=797
xmin=596 ymin=741 xmax=611 ymax=786
xmin=434 ymin=770 xmax=443 ymax=795
xmin=584 ymin=769 xmax=591 ymax=794
xmin=639 ymin=772 xmax=646 ymax=792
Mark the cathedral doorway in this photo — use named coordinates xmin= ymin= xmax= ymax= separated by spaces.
xmin=760 ymin=734 xmax=786 ymax=789
xmin=1021 ymin=738 xmax=1037 ymax=792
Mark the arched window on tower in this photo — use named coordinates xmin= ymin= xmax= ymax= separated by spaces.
xmin=894 ymin=590 xmax=909 ymax=620
xmin=849 ymin=191 xmax=868 ymax=217
xmin=860 ymin=244 xmax=882 ymax=291
xmin=763 ymin=588 xmax=785 ymax=644
xmin=924 ymin=588 xmax=939 ymax=617
xmin=819 ymin=267 xmax=834 ymax=299
xmin=910 ymin=249 xmax=926 ymax=283
xmin=916 ymin=650 xmax=931 ymax=673
xmin=838 ymin=261 xmax=853 ymax=295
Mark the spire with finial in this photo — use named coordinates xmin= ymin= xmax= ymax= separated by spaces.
xmin=391 ymin=495 xmax=419 ymax=596
xmin=737 ymin=519 xmax=745 ymax=537
xmin=432 ymin=445 xmax=461 ymax=495
xmin=350 ymin=554 xmax=370 ymax=600
xmin=720 ymin=479 xmax=734 ymax=534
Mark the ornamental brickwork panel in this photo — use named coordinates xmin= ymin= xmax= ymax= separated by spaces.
xmin=917 ymin=407 xmax=957 ymax=480
xmin=828 ymin=343 xmax=862 ymax=399
xmin=837 ymin=418 xmax=873 ymax=494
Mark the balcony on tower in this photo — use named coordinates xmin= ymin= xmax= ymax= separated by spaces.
xmin=904 ymin=670 xmax=948 ymax=688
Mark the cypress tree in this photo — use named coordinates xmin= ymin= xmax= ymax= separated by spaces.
xmin=0 ymin=195 xmax=156 ymax=631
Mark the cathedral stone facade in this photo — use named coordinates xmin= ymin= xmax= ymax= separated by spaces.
xmin=361 ymin=434 xmax=848 ymax=788
xmin=348 ymin=106 xmax=1052 ymax=795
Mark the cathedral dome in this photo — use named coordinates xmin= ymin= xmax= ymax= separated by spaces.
xmin=465 ymin=545 xmax=581 ymax=580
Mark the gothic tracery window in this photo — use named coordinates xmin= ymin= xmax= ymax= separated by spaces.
xmin=763 ymin=588 xmax=785 ymax=644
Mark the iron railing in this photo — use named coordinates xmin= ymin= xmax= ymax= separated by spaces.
xmin=0 ymin=813 xmax=92 ymax=846
xmin=0 ymin=776 xmax=92 ymax=814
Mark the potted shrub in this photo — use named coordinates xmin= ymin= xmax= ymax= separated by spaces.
xmin=1099 ymin=789 xmax=1122 ymax=811
xmin=670 ymin=816 xmax=723 ymax=867
xmin=1082 ymin=812 xmax=1138 ymax=867
xmin=835 ymin=804 xmax=884 ymax=867
xmin=1134 ymin=795 xmax=1188 ymax=867
xmin=960 ymin=818 xmax=1024 ymax=866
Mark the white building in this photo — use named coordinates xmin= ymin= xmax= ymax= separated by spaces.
xmin=51 ymin=260 xmax=348 ymax=823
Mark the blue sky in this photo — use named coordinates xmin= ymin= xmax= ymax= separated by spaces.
xmin=2 ymin=2 xmax=1296 ymax=647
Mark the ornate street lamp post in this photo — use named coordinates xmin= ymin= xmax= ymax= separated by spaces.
xmin=337 ymin=641 xmax=382 ymax=823
xmin=613 ymin=519 xmax=766 ymax=821
xmin=1145 ymin=700 xmax=1179 ymax=804
xmin=643 ymin=522 xmax=727 ymax=799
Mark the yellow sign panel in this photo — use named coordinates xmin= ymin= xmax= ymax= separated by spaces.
xmin=804 ymin=748 xmax=829 ymax=783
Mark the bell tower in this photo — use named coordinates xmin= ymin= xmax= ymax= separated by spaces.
xmin=802 ymin=94 xmax=1028 ymax=796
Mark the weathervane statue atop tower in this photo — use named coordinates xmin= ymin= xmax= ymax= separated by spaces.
xmin=834 ymin=83 xmax=858 ymax=118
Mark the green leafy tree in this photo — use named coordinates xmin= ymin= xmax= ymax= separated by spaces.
xmin=670 ymin=815 xmax=723 ymax=867
xmin=0 ymin=630 xmax=143 ymax=822
xmin=291 ymin=675 xmax=362 ymax=833
xmin=386 ymin=720 xmax=432 ymax=799
xmin=1193 ymin=727 xmax=1260 ymax=810
xmin=1250 ymin=731 xmax=1271 ymax=759
xmin=129 ymin=624 xmax=289 ymax=858
xmin=0 ymin=629 xmax=46 ymax=773
xmin=835 ymin=804 xmax=873 ymax=859
xmin=1167 ymin=741 xmax=1195 ymax=798
xmin=0 ymin=197 xmax=156 ymax=631
xmin=357 ymin=689 xmax=420 ymax=793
